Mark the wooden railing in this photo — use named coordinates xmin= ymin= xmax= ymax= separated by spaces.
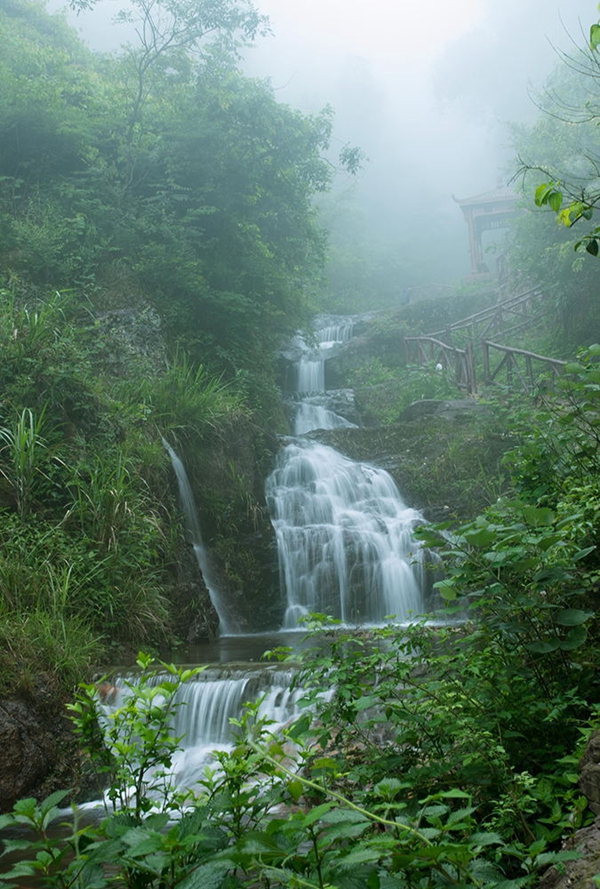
xmin=403 ymin=286 xmax=565 ymax=397
xmin=482 ymin=341 xmax=566 ymax=393
xmin=403 ymin=336 xmax=477 ymax=395
xmin=429 ymin=287 xmax=550 ymax=348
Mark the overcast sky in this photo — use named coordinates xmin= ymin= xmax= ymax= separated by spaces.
xmin=47 ymin=0 xmax=598 ymax=279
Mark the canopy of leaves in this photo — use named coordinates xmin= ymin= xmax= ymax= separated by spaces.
xmin=0 ymin=0 xmax=334 ymax=382
xmin=509 ymin=34 xmax=600 ymax=345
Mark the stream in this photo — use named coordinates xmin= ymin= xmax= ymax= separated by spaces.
xmin=3 ymin=316 xmax=439 ymax=866
xmin=149 ymin=314 xmax=438 ymax=792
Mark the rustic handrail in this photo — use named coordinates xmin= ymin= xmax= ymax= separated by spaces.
xmin=482 ymin=340 xmax=567 ymax=392
xmin=403 ymin=336 xmax=477 ymax=395
xmin=403 ymin=285 xmax=566 ymax=397
xmin=428 ymin=286 xmax=545 ymax=338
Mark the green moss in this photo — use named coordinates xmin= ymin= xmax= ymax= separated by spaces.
xmin=318 ymin=412 xmax=517 ymax=522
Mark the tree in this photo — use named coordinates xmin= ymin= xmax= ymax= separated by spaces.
xmin=68 ymin=0 xmax=268 ymax=143
xmin=520 ymin=16 xmax=600 ymax=256
xmin=508 ymin=29 xmax=600 ymax=344
xmin=0 ymin=1 xmax=337 ymax=375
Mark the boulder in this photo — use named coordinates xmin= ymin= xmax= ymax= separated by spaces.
xmin=0 ymin=684 xmax=82 ymax=812
xmin=539 ymin=731 xmax=600 ymax=888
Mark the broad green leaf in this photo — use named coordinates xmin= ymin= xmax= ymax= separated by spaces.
xmin=354 ymin=695 xmax=379 ymax=711
xmin=536 ymin=850 xmax=581 ymax=867
xmin=525 ymin=638 xmax=560 ymax=653
xmin=286 ymin=713 xmax=311 ymax=740
xmin=373 ymin=777 xmax=409 ymax=798
xmin=548 ymin=190 xmax=563 ymax=212
xmin=435 ymin=579 xmax=457 ymax=601
xmin=414 ymin=527 xmax=448 ymax=548
xmin=535 ymin=182 xmax=553 ymax=206
xmin=321 ymin=808 xmax=370 ymax=824
xmin=591 ymin=22 xmax=600 ymax=50
xmin=573 ymin=546 xmax=596 ymax=561
xmin=470 ymin=831 xmax=504 ymax=846
xmin=439 ymin=789 xmax=472 ymax=799
xmin=463 ymin=528 xmax=496 ymax=547
xmin=177 ymin=861 xmax=233 ymax=889
xmin=321 ymin=819 xmax=371 ymax=842
xmin=336 ymin=846 xmax=382 ymax=866
xmin=554 ymin=608 xmax=593 ymax=626
xmin=521 ymin=506 xmax=555 ymax=526
xmin=302 ymin=802 xmax=335 ymax=826
xmin=287 ymin=779 xmax=303 ymax=802
xmin=559 ymin=625 xmax=588 ymax=651
xmin=586 ymin=238 xmax=599 ymax=256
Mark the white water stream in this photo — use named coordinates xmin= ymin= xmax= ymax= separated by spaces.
xmin=267 ymin=315 xmax=431 ymax=629
xmin=97 ymin=666 xmax=304 ymax=800
xmin=143 ymin=315 xmax=434 ymax=793
xmin=163 ymin=438 xmax=236 ymax=635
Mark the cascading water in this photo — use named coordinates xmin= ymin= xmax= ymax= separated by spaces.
xmin=163 ymin=439 xmax=236 ymax=635
xmin=267 ymin=440 xmax=427 ymax=627
xmin=101 ymin=667 xmax=302 ymax=797
xmin=267 ymin=315 xmax=432 ymax=629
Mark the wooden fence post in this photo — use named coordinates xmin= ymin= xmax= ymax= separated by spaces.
xmin=482 ymin=340 xmax=490 ymax=385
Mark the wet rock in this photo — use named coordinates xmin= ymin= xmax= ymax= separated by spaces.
xmin=580 ymin=731 xmax=600 ymax=815
xmin=0 ymin=686 xmax=80 ymax=812
xmin=398 ymin=399 xmax=492 ymax=423
xmin=539 ymin=819 xmax=600 ymax=889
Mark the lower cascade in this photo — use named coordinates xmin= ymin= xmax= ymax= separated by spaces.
xmin=102 ymin=667 xmax=302 ymax=797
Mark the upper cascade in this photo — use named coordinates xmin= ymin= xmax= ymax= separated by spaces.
xmin=268 ymin=314 xmax=437 ymax=630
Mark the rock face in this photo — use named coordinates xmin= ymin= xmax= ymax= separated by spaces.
xmin=540 ymin=819 xmax=600 ymax=889
xmin=315 ymin=407 xmax=514 ymax=523
xmin=539 ymin=732 xmax=600 ymax=889
xmin=398 ymin=399 xmax=492 ymax=423
xmin=580 ymin=732 xmax=600 ymax=816
xmin=0 ymin=685 xmax=83 ymax=812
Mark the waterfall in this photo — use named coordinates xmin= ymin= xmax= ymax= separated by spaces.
xmin=294 ymin=396 xmax=357 ymax=436
xmin=101 ymin=667 xmax=302 ymax=796
xmin=267 ymin=440 xmax=426 ymax=627
xmin=293 ymin=317 xmax=353 ymax=397
xmin=267 ymin=315 xmax=431 ymax=629
xmin=163 ymin=439 xmax=235 ymax=635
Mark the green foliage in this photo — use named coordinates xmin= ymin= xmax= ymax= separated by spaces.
xmin=132 ymin=349 xmax=246 ymax=438
xmin=511 ymin=22 xmax=600 ymax=344
xmin=0 ymin=648 xmax=591 ymax=889
xmin=349 ymin=360 xmax=463 ymax=425
xmin=0 ymin=407 xmax=52 ymax=519
xmin=0 ymin=610 xmax=100 ymax=695
xmin=0 ymin=0 xmax=335 ymax=382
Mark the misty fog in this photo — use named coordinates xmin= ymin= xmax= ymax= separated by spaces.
xmin=47 ymin=0 xmax=597 ymax=286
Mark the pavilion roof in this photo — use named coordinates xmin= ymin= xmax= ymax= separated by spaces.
xmin=453 ymin=186 xmax=517 ymax=206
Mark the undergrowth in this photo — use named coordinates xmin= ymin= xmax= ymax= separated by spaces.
xmin=3 ymin=349 xmax=600 ymax=886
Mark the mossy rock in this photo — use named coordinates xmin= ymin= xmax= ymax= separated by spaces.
xmin=314 ymin=403 xmax=517 ymax=523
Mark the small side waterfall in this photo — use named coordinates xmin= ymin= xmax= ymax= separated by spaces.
xmin=163 ymin=439 xmax=235 ymax=635
xmin=267 ymin=315 xmax=432 ymax=629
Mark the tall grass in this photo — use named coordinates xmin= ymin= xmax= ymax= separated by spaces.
xmin=0 ymin=610 xmax=101 ymax=694
xmin=0 ymin=407 xmax=51 ymax=518
xmin=133 ymin=348 xmax=246 ymax=437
